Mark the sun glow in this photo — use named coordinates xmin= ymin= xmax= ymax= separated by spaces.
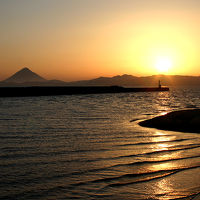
xmin=155 ymin=56 xmax=173 ymax=73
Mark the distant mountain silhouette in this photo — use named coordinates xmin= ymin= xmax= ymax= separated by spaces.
xmin=67 ymin=74 xmax=200 ymax=86
xmin=71 ymin=74 xmax=200 ymax=87
xmin=1 ymin=67 xmax=200 ymax=87
xmin=4 ymin=67 xmax=46 ymax=83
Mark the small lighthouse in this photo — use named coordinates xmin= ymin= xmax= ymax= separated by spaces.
xmin=158 ymin=80 xmax=161 ymax=88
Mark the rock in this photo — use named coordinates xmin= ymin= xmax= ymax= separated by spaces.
xmin=139 ymin=109 xmax=200 ymax=133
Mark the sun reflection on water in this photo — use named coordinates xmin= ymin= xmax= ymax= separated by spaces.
xmin=160 ymin=111 xmax=168 ymax=116
xmin=155 ymin=91 xmax=172 ymax=114
xmin=149 ymin=131 xmax=181 ymax=169
xmin=153 ymin=179 xmax=174 ymax=199
xmin=155 ymin=143 xmax=170 ymax=151
xmin=152 ymin=131 xmax=176 ymax=143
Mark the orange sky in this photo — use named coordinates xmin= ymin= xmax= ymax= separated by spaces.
xmin=0 ymin=0 xmax=200 ymax=81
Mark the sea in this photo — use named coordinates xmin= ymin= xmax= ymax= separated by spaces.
xmin=1 ymin=86 xmax=200 ymax=200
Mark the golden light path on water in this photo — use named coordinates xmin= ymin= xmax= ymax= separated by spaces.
xmin=108 ymin=118 xmax=200 ymax=200
xmin=143 ymin=126 xmax=200 ymax=199
xmin=113 ymin=89 xmax=200 ymax=199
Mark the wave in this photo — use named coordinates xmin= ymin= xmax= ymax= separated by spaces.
xmin=72 ymin=165 xmax=200 ymax=188
xmin=0 ymin=118 xmax=17 ymax=121
xmin=114 ymin=138 xmax=191 ymax=147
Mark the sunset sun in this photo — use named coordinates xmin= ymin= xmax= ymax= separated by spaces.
xmin=155 ymin=56 xmax=173 ymax=73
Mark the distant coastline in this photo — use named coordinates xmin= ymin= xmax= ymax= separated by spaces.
xmin=1 ymin=68 xmax=200 ymax=87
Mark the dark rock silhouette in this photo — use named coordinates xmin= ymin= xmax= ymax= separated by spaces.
xmin=4 ymin=67 xmax=46 ymax=83
xmin=139 ymin=109 xmax=200 ymax=133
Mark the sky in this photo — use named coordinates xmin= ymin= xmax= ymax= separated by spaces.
xmin=0 ymin=0 xmax=200 ymax=81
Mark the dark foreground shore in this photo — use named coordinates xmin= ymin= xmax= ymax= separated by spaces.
xmin=0 ymin=86 xmax=169 ymax=97
xmin=139 ymin=109 xmax=200 ymax=133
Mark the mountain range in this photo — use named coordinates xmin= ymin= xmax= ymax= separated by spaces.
xmin=1 ymin=67 xmax=200 ymax=87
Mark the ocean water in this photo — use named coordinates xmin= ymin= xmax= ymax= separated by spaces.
xmin=0 ymin=87 xmax=200 ymax=200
